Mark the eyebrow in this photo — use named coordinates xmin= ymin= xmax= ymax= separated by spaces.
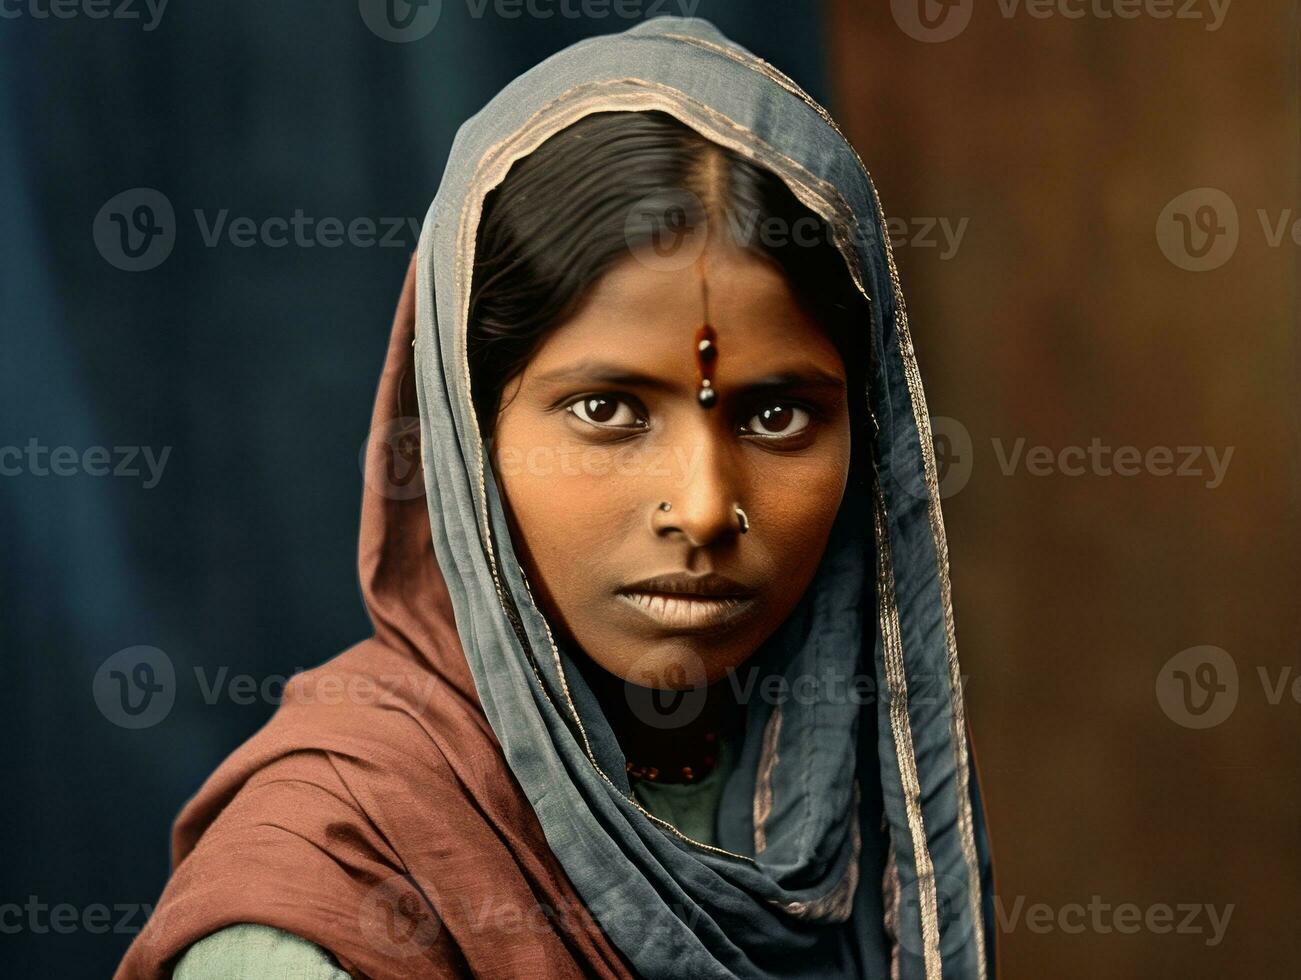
xmin=533 ymin=360 xmax=845 ymax=394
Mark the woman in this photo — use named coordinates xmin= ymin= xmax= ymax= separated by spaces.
xmin=118 ymin=16 xmax=995 ymax=979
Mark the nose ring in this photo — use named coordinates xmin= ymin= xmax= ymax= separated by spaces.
xmin=655 ymin=499 xmax=749 ymax=530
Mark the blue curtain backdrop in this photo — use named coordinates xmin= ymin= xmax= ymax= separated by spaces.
xmin=0 ymin=3 xmax=830 ymax=975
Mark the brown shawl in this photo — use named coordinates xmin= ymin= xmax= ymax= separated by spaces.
xmin=114 ymin=252 xmax=634 ymax=979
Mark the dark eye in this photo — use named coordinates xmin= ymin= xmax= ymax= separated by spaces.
xmin=743 ymin=404 xmax=811 ymax=438
xmin=568 ymin=395 xmax=644 ymax=429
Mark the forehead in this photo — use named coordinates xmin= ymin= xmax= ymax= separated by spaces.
xmin=524 ymin=245 xmax=846 ymax=380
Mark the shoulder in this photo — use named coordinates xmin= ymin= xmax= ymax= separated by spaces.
xmin=173 ymin=923 xmax=349 ymax=979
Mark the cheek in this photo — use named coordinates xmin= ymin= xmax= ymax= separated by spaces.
xmin=492 ymin=434 xmax=638 ymax=599
xmin=749 ymin=435 xmax=851 ymax=566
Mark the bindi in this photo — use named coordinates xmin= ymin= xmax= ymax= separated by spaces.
xmin=695 ymin=273 xmax=718 ymax=408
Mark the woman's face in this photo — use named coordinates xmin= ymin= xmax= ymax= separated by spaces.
xmin=490 ymin=241 xmax=852 ymax=689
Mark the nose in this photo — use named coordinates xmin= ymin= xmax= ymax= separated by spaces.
xmin=653 ymin=431 xmax=741 ymax=548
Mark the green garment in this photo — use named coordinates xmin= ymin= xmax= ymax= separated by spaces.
xmin=173 ymin=923 xmax=349 ymax=979
xmin=174 ymin=746 xmax=733 ymax=977
xmin=628 ymin=736 xmax=733 ymax=846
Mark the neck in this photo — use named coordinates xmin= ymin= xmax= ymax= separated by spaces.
xmin=579 ymin=660 xmax=744 ymax=784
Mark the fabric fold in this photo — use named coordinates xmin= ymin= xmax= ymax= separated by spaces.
xmin=117 ymin=16 xmax=994 ymax=980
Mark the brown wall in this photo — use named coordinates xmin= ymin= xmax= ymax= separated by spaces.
xmin=827 ymin=2 xmax=1298 ymax=976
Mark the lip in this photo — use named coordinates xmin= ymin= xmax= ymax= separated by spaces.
xmin=618 ymin=571 xmax=758 ymax=598
xmin=615 ymin=573 xmax=760 ymax=633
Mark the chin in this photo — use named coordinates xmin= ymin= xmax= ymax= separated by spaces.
xmin=591 ymin=633 xmax=757 ymax=691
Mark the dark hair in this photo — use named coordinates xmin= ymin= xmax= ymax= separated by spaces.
xmin=467 ymin=110 xmax=868 ymax=434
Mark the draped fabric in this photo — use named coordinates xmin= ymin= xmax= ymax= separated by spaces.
xmin=410 ymin=17 xmax=993 ymax=979
xmin=117 ymin=16 xmax=994 ymax=980
xmin=114 ymin=254 xmax=635 ymax=979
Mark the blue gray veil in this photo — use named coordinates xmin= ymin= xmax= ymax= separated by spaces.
xmin=412 ymin=16 xmax=994 ymax=979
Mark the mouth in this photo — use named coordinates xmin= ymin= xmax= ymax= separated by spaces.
xmin=615 ymin=573 xmax=760 ymax=633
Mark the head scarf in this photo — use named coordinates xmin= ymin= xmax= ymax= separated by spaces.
xmin=114 ymin=250 xmax=635 ymax=979
xmin=118 ymin=16 xmax=994 ymax=980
